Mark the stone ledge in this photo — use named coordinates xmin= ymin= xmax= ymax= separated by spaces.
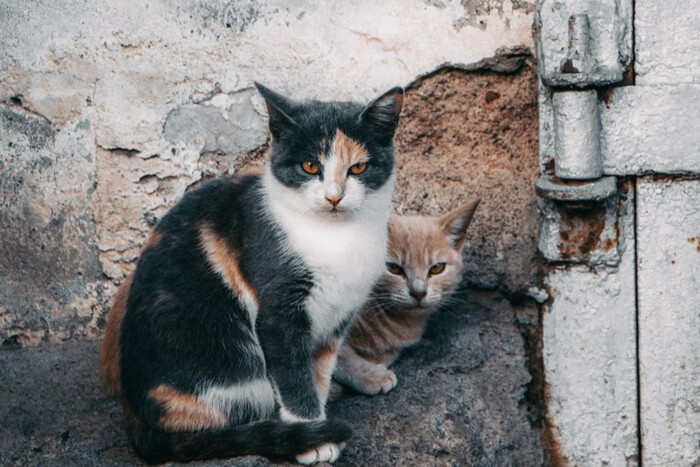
xmin=0 ymin=289 xmax=544 ymax=466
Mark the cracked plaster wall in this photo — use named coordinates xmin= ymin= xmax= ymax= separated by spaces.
xmin=0 ymin=0 xmax=536 ymax=346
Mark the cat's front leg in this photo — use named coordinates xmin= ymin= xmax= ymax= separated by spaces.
xmin=334 ymin=344 xmax=398 ymax=396
xmin=257 ymin=312 xmax=324 ymax=421
xmin=313 ymin=338 xmax=342 ymax=407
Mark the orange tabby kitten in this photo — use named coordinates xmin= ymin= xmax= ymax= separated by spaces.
xmin=333 ymin=200 xmax=480 ymax=397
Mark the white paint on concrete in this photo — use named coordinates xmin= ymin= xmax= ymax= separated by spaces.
xmin=634 ymin=0 xmax=700 ymax=86
xmin=543 ymin=190 xmax=638 ymax=466
xmin=601 ymin=85 xmax=700 ymax=176
xmin=637 ymin=178 xmax=700 ymax=466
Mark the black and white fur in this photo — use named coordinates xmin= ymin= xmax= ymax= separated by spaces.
xmin=113 ymin=83 xmax=403 ymax=464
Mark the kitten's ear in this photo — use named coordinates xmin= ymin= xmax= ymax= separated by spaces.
xmin=359 ymin=87 xmax=404 ymax=142
xmin=255 ymin=82 xmax=298 ymax=140
xmin=439 ymin=199 xmax=481 ymax=250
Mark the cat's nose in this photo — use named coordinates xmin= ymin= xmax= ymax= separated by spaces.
xmin=325 ymin=183 xmax=344 ymax=207
xmin=409 ymin=289 xmax=426 ymax=302
xmin=325 ymin=194 xmax=344 ymax=207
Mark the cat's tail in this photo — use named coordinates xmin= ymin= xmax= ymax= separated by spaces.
xmin=127 ymin=418 xmax=352 ymax=464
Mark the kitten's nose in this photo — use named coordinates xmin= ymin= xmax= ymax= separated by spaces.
xmin=409 ymin=289 xmax=427 ymax=302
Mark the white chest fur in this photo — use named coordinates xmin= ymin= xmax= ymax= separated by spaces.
xmin=264 ymin=171 xmax=393 ymax=340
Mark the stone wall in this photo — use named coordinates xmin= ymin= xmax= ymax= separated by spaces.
xmin=0 ymin=0 xmax=538 ymax=346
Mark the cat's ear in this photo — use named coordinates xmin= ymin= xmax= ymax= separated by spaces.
xmin=359 ymin=87 xmax=404 ymax=142
xmin=439 ymin=199 xmax=481 ymax=250
xmin=255 ymin=82 xmax=298 ymax=140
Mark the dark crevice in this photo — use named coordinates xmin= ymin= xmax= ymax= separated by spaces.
xmin=633 ymin=176 xmax=643 ymax=466
xmin=95 ymin=144 xmax=141 ymax=157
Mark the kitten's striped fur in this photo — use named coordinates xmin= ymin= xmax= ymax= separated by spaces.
xmin=333 ymin=201 xmax=480 ymax=397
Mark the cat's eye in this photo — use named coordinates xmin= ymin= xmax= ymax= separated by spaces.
xmin=349 ymin=162 xmax=367 ymax=175
xmin=301 ymin=161 xmax=320 ymax=174
xmin=429 ymin=263 xmax=446 ymax=276
xmin=386 ymin=262 xmax=404 ymax=276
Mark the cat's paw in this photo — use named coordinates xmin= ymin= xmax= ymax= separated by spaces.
xmin=359 ymin=368 xmax=397 ymax=396
xmin=296 ymin=442 xmax=345 ymax=464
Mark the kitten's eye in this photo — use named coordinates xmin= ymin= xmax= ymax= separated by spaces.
xmin=349 ymin=162 xmax=367 ymax=175
xmin=429 ymin=263 xmax=446 ymax=276
xmin=301 ymin=161 xmax=320 ymax=174
xmin=386 ymin=262 xmax=404 ymax=276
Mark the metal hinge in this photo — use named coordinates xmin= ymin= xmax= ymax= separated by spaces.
xmin=537 ymin=0 xmax=633 ymax=88
xmin=536 ymin=0 xmax=634 ymax=264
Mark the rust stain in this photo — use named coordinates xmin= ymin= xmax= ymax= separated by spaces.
xmin=687 ymin=234 xmax=700 ymax=253
xmin=560 ymin=59 xmax=579 ymax=74
xmin=622 ymin=59 xmax=636 ymax=86
xmin=597 ymin=87 xmax=614 ymax=106
xmin=602 ymin=237 xmax=616 ymax=251
xmin=543 ymin=382 xmax=569 ymax=466
xmin=484 ymin=90 xmax=501 ymax=104
xmin=557 ymin=203 xmax=607 ymax=260
xmin=542 ymin=156 xmax=555 ymax=175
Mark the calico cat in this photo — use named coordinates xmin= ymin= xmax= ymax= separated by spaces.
xmin=99 ymin=83 xmax=403 ymax=464
xmin=332 ymin=200 xmax=480 ymax=397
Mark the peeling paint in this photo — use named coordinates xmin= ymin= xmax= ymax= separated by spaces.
xmin=0 ymin=1 xmax=537 ymax=349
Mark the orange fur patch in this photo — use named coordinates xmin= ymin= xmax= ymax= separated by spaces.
xmin=148 ymin=384 xmax=228 ymax=432
xmin=236 ymin=165 xmax=265 ymax=177
xmin=198 ymin=224 xmax=259 ymax=312
xmin=331 ymin=129 xmax=368 ymax=178
xmin=100 ymin=230 xmax=163 ymax=396
xmin=100 ymin=273 xmax=133 ymax=396
xmin=313 ymin=339 xmax=340 ymax=401
xmin=143 ymin=230 xmax=163 ymax=250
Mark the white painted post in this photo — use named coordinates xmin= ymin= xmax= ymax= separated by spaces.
xmin=637 ymin=178 xmax=700 ymax=466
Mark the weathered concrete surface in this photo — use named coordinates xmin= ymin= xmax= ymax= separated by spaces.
xmin=0 ymin=290 xmax=544 ymax=466
xmin=542 ymin=184 xmax=638 ymax=466
xmin=634 ymin=0 xmax=700 ymax=86
xmin=0 ymin=106 xmax=107 ymax=346
xmin=637 ymin=177 xmax=700 ymax=466
xmin=601 ymin=85 xmax=700 ymax=175
xmin=393 ymin=65 xmax=541 ymax=292
xmin=0 ymin=0 xmax=537 ymax=346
